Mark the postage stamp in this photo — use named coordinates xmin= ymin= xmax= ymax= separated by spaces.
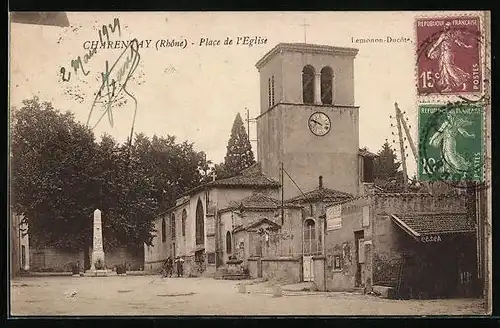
xmin=418 ymin=103 xmax=484 ymax=183
xmin=416 ymin=16 xmax=482 ymax=96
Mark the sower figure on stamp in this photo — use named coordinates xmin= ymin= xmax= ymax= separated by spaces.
xmin=426 ymin=21 xmax=473 ymax=92
xmin=428 ymin=113 xmax=476 ymax=175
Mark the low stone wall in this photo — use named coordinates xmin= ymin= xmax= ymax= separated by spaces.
xmin=143 ymin=259 xmax=164 ymax=273
xmin=248 ymin=257 xmax=262 ymax=279
xmin=261 ymin=257 xmax=301 ymax=284
xmin=30 ymin=247 xmax=143 ymax=272
xmin=313 ymin=256 xmax=326 ymax=291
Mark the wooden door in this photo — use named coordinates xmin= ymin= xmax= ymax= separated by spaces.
xmin=303 ymin=255 xmax=314 ymax=282
xmin=354 ymin=230 xmax=365 ymax=287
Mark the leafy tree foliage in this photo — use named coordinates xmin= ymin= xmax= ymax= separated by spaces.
xmin=219 ymin=113 xmax=255 ymax=178
xmin=11 ymin=97 xmax=209 ymax=251
xmin=131 ymin=134 xmax=208 ymax=214
xmin=11 ymin=97 xmax=97 ymax=250
xmin=212 ymin=162 xmax=231 ymax=181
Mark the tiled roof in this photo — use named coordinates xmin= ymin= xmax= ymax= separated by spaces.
xmin=183 ymin=172 xmax=280 ymax=197
xmin=233 ymin=217 xmax=281 ymax=233
xmin=286 ymin=187 xmax=353 ymax=204
xmin=239 ymin=193 xmax=281 ymax=209
xmin=358 ymin=148 xmax=378 ymax=158
xmin=391 ymin=213 xmax=476 ymax=237
xmin=221 ymin=192 xmax=302 ymax=213
xmin=206 ymin=173 xmax=280 ymax=189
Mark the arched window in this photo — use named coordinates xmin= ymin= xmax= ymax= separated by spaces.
xmin=181 ymin=209 xmax=187 ymax=237
xmin=161 ymin=217 xmax=166 ymax=243
xmin=320 ymin=66 xmax=333 ymax=105
xmin=304 ymin=219 xmax=317 ymax=254
xmin=171 ymin=213 xmax=176 ymax=240
xmin=302 ymin=65 xmax=315 ymax=104
xmin=195 ymin=199 xmax=205 ymax=245
xmin=226 ymin=231 xmax=232 ymax=254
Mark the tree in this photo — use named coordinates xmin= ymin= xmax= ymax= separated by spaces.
xmin=11 ymin=97 xmax=210 ymax=254
xmin=212 ymin=162 xmax=231 ymax=181
xmin=147 ymin=134 xmax=208 ymax=212
xmin=373 ymin=141 xmax=404 ymax=188
xmin=93 ymin=133 xmax=209 ymax=247
xmin=221 ymin=113 xmax=255 ymax=178
xmin=11 ymin=97 xmax=97 ymax=250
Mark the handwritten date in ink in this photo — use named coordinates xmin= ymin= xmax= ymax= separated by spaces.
xmin=60 ymin=18 xmax=121 ymax=83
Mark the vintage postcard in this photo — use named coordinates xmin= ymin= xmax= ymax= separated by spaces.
xmin=9 ymin=11 xmax=492 ymax=316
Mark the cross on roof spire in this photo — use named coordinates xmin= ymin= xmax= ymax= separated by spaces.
xmin=300 ymin=19 xmax=310 ymax=43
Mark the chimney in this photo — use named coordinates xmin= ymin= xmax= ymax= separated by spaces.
xmin=319 ymin=176 xmax=323 ymax=189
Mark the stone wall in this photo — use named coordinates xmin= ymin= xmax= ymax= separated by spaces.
xmin=30 ymin=246 xmax=143 ymax=272
xmin=371 ymin=214 xmax=406 ymax=287
xmin=313 ymin=256 xmax=326 ymax=291
xmin=324 ymin=198 xmax=369 ymax=291
xmin=371 ymin=193 xmax=468 ymax=291
xmin=248 ymin=257 xmax=262 ymax=279
xmin=10 ymin=213 xmax=30 ymax=276
xmin=261 ymin=257 xmax=301 ymax=284
xmin=372 ymin=193 xmax=467 ymax=215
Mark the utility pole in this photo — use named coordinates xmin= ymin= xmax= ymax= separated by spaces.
xmin=392 ymin=102 xmax=432 ymax=194
xmin=280 ymin=162 xmax=284 ymax=226
xmin=246 ymin=108 xmax=250 ymax=142
xmin=394 ymin=103 xmax=408 ymax=191
xmin=245 ymin=107 xmax=258 ymax=155
xmin=395 ymin=103 xmax=418 ymax=162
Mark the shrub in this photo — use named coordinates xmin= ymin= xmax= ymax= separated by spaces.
xmin=116 ymin=263 xmax=127 ymax=274
xmin=39 ymin=267 xmax=55 ymax=272
xmin=71 ymin=262 xmax=80 ymax=274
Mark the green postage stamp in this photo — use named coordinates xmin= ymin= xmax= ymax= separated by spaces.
xmin=418 ymin=103 xmax=484 ymax=182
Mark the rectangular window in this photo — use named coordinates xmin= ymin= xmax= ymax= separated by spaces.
xmin=362 ymin=206 xmax=370 ymax=227
xmin=333 ymin=255 xmax=341 ymax=270
xmin=363 ymin=157 xmax=374 ymax=183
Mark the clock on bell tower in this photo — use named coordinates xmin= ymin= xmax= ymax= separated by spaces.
xmin=255 ymin=43 xmax=360 ymax=199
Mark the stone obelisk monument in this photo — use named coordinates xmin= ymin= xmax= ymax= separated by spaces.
xmin=90 ymin=209 xmax=105 ymax=271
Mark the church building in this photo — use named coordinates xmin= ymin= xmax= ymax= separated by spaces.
xmin=143 ymin=41 xmax=479 ymax=299
xmin=145 ymin=42 xmax=378 ymax=278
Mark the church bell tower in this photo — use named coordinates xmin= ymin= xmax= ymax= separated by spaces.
xmin=255 ymin=43 xmax=360 ymax=199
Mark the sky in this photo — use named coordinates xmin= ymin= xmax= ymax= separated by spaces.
xmin=9 ymin=11 xmax=485 ymax=177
